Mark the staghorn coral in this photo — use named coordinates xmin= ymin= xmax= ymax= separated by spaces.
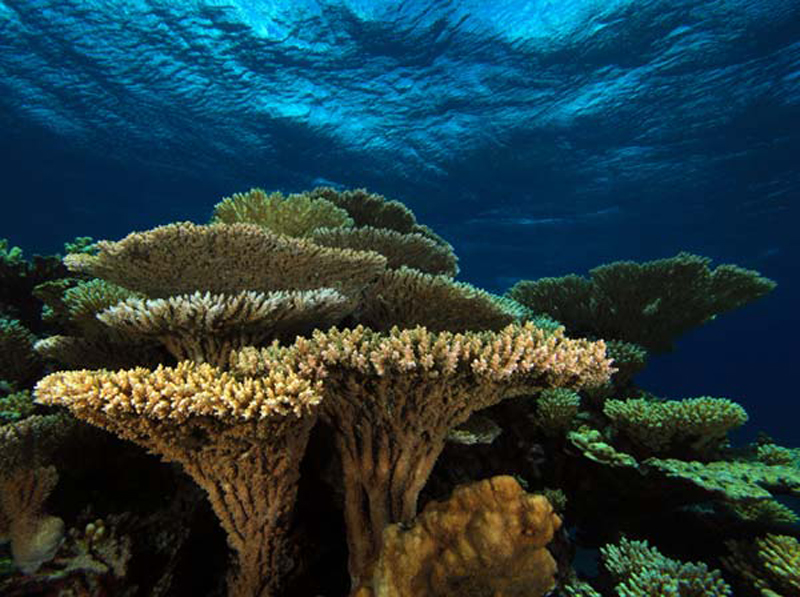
xmin=0 ymin=318 xmax=42 ymax=391
xmin=723 ymin=534 xmax=800 ymax=596
xmin=507 ymin=253 xmax=776 ymax=352
xmin=35 ymin=360 xmax=323 ymax=597
xmin=211 ymin=188 xmax=354 ymax=236
xmin=603 ymin=397 xmax=748 ymax=456
xmin=0 ymin=466 xmax=64 ymax=574
xmin=64 ymin=222 xmax=387 ymax=299
xmin=310 ymin=226 xmax=459 ymax=277
xmin=536 ymin=388 xmax=582 ymax=436
xmin=232 ymin=322 xmax=612 ymax=585
xmin=355 ymin=267 xmax=526 ymax=333
xmin=97 ymin=288 xmax=351 ymax=368
xmin=600 ymin=536 xmax=731 ymax=595
xmin=643 ymin=458 xmax=800 ymax=501
xmin=356 ymin=476 xmax=561 ymax=597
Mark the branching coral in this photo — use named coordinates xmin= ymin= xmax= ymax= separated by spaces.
xmin=355 ymin=267 xmax=526 ymax=332
xmin=604 ymin=397 xmax=748 ymax=456
xmin=97 ymin=288 xmax=351 ymax=367
xmin=600 ymin=537 xmax=731 ymax=595
xmin=0 ymin=390 xmax=36 ymax=423
xmin=0 ymin=317 xmax=42 ymax=391
xmin=64 ymin=222 xmax=387 ymax=299
xmin=310 ymin=226 xmax=459 ymax=277
xmin=723 ymin=534 xmax=800 ymax=595
xmin=536 ymin=388 xmax=581 ymax=436
xmin=211 ymin=188 xmax=354 ymax=236
xmin=356 ymin=476 xmax=562 ymax=597
xmin=507 ymin=253 xmax=776 ymax=352
xmin=35 ymin=360 xmax=323 ymax=597
xmin=232 ymin=322 xmax=612 ymax=585
xmin=643 ymin=458 xmax=800 ymax=501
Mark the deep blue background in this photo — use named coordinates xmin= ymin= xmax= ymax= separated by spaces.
xmin=1 ymin=0 xmax=798 ymax=443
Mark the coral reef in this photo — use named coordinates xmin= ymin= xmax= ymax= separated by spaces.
xmin=0 ymin=185 xmax=789 ymax=597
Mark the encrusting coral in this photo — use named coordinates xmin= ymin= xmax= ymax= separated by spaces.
xmin=232 ymin=322 xmax=612 ymax=586
xmin=603 ymin=397 xmax=748 ymax=456
xmin=97 ymin=288 xmax=351 ymax=368
xmin=35 ymin=360 xmax=323 ymax=597
xmin=310 ymin=226 xmax=459 ymax=277
xmin=600 ymin=536 xmax=732 ymax=595
xmin=63 ymin=222 xmax=387 ymax=299
xmin=506 ymin=252 xmax=776 ymax=352
xmin=355 ymin=476 xmax=562 ymax=597
xmin=211 ymin=188 xmax=354 ymax=237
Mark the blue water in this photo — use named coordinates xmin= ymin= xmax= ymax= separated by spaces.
xmin=1 ymin=0 xmax=799 ymax=443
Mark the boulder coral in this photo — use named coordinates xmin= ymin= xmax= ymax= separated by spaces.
xmin=356 ymin=476 xmax=562 ymax=597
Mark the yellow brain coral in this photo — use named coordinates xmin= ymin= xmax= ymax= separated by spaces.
xmin=357 ymin=476 xmax=562 ymax=597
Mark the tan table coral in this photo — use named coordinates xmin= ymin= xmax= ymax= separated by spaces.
xmin=233 ymin=322 xmax=612 ymax=586
xmin=97 ymin=288 xmax=351 ymax=367
xmin=355 ymin=267 xmax=525 ymax=332
xmin=356 ymin=476 xmax=562 ymax=597
xmin=310 ymin=226 xmax=459 ymax=277
xmin=211 ymin=188 xmax=354 ymax=236
xmin=64 ymin=222 xmax=386 ymax=299
xmin=35 ymin=360 xmax=322 ymax=597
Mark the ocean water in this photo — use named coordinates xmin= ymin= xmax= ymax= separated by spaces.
xmin=1 ymin=1 xmax=799 ymax=595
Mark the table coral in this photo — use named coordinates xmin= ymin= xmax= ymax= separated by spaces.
xmin=357 ymin=476 xmax=561 ymax=597
xmin=63 ymin=222 xmax=387 ymax=299
xmin=35 ymin=360 xmax=323 ymax=597
xmin=97 ymin=288 xmax=350 ymax=367
xmin=211 ymin=188 xmax=354 ymax=237
xmin=506 ymin=252 xmax=775 ymax=352
xmin=232 ymin=322 xmax=612 ymax=586
xmin=310 ymin=226 xmax=459 ymax=277
xmin=355 ymin=267 xmax=526 ymax=332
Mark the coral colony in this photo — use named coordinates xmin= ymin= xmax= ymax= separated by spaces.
xmin=1 ymin=187 xmax=797 ymax=596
